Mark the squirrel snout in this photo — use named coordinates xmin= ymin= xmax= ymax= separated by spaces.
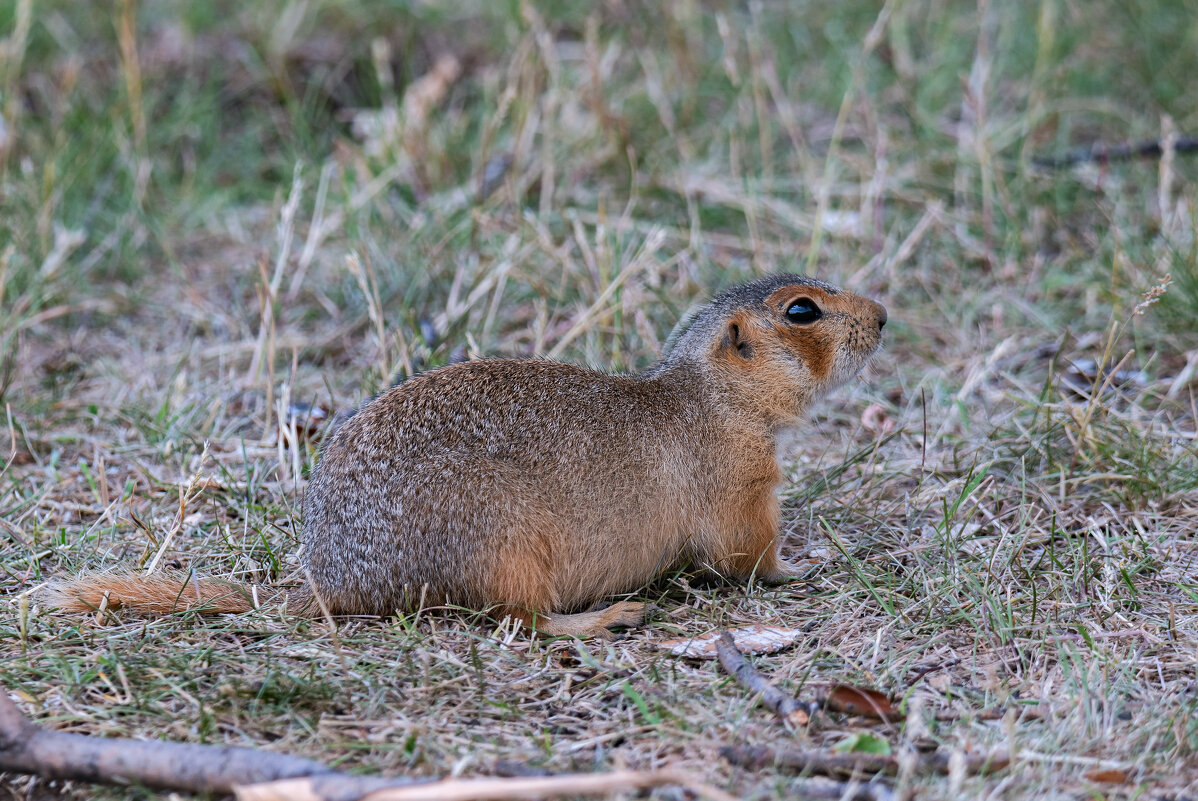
xmin=873 ymin=302 xmax=888 ymax=331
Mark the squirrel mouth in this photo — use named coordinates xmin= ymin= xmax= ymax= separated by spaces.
xmin=846 ymin=343 xmax=882 ymax=383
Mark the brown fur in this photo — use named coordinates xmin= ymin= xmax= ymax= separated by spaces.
xmin=46 ymin=274 xmax=886 ymax=638
xmin=44 ymin=572 xmax=261 ymax=616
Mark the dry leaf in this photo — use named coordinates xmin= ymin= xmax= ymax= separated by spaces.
xmin=283 ymin=402 xmax=330 ymax=442
xmin=861 ymin=403 xmax=896 ymax=435
xmin=1085 ymin=768 xmax=1131 ymax=784
xmin=659 ymin=625 xmax=805 ymax=659
xmin=822 ymin=684 xmax=897 ymax=721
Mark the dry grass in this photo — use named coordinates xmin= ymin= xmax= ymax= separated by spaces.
xmin=3 ymin=1 xmax=1198 ymax=799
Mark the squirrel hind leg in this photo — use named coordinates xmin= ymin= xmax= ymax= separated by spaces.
xmin=499 ymin=601 xmax=649 ymax=639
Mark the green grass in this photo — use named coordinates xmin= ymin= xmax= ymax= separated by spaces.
xmin=3 ymin=0 xmax=1198 ymax=798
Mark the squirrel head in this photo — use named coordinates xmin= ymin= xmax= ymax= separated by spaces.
xmin=662 ymin=274 xmax=887 ymax=425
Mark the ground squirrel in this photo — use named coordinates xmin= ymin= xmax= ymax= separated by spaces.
xmin=48 ymin=274 xmax=886 ymax=637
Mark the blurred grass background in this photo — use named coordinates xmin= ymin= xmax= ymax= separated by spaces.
xmin=5 ymin=0 xmax=1198 ymax=366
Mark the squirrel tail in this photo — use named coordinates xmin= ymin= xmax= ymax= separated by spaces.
xmin=42 ymin=571 xmax=306 ymax=617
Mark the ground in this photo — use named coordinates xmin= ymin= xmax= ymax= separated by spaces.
xmin=2 ymin=1 xmax=1198 ymax=799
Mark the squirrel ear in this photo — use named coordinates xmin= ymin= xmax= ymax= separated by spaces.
xmin=721 ymin=318 xmax=755 ymax=359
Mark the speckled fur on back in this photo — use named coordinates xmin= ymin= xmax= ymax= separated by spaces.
xmin=302 ymin=359 xmax=714 ymax=615
xmin=47 ymin=274 xmax=887 ymax=637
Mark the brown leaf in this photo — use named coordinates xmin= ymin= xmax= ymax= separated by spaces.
xmin=823 ymin=684 xmax=897 ymax=721
xmin=281 ymin=402 xmax=330 ymax=443
xmin=659 ymin=625 xmax=805 ymax=659
xmin=860 ymin=403 xmax=896 ymax=435
xmin=1085 ymin=768 xmax=1131 ymax=784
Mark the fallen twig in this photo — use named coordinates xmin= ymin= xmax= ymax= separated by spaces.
xmin=236 ymin=770 xmax=739 ymax=801
xmin=721 ymin=744 xmax=1010 ymax=778
xmin=1032 ymin=136 xmax=1198 ymax=168
xmin=0 ymin=687 xmax=732 ymax=801
xmin=770 ymin=776 xmax=893 ymax=801
xmin=721 ymin=745 xmax=895 ymax=777
xmin=0 ymin=687 xmax=338 ymax=794
xmin=714 ymin=632 xmax=900 ymax=727
xmin=906 ymin=658 xmax=963 ymax=684
xmin=933 ymin=705 xmax=1044 ymax=722
xmin=715 ymin=630 xmax=816 ymax=727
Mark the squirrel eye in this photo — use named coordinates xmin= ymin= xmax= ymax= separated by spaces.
xmin=786 ymin=298 xmax=822 ymax=324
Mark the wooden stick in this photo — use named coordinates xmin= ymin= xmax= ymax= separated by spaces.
xmin=721 ymin=744 xmax=1010 ymax=778
xmin=721 ymin=745 xmax=896 ymax=777
xmin=715 ymin=630 xmax=815 ymax=728
xmin=1033 ymin=136 xmax=1198 ymax=168
xmin=236 ymin=770 xmax=739 ymax=801
xmin=0 ymin=687 xmax=733 ymax=801
xmin=0 ymin=688 xmax=340 ymax=794
xmin=761 ymin=776 xmax=893 ymax=801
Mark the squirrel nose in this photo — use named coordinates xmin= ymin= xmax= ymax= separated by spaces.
xmin=874 ymin=303 xmax=888 ymax=331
